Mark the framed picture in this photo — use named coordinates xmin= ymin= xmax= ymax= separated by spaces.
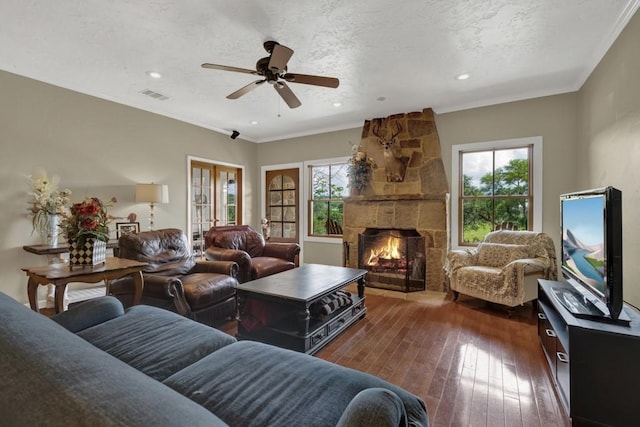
xmin=116 ymin=222 xmax=140 ymax=239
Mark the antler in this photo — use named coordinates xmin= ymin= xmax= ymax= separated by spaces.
xmin=372 ymin=121 xmax=402 ymax=142
xmin=390 ymin=121 xmax=402 ymax=141
xmin=372 ymin=122 xmax=383 ymax=139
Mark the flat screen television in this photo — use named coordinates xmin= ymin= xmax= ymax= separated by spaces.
xmin=559 ymin=186 xmax=626 ymax=324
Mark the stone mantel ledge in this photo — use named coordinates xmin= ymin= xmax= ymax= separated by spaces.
xmin=344 ymin=193 xmax=448 ymax=202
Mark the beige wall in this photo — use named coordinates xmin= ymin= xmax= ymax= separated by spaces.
xmin=1 ymin=70 xmax=258 ymax=303
xmin=577 ymin=10 xmax=640 ymax=307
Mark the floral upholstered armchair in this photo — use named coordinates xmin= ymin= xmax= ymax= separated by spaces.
xmin=445 ymin=230 xmax=557 ymax=309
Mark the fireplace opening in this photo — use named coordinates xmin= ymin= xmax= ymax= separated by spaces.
xmin=358 ymin=228 xmax=426 ymax=292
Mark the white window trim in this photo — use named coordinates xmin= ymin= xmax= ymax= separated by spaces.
xmin=450 ymin=136 xmax=543 ymax=250
xmin=303 ymin=156 xmax=350 ymax=244
xmin=186 ymin=155 xmax=245 ymax=251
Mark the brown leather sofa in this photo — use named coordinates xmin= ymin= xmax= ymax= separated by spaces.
xmin=109 ymin=228 xmax=239 ymax=326
xmin=204 ymin=225 xmax=300 ymax=283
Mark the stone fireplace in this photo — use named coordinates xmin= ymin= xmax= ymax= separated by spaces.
xmin=343 ymin=108 xmax=448 ymax=292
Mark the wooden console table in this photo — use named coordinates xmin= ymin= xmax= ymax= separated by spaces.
xmin=22 ymin=258 xmax=147 ymax=314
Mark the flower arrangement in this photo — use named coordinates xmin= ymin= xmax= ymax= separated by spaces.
xmin=60 ymin=196 xmax=117 ymax=246
xmin=348 ymin=148 xmax=375 ymax=193
xmin=28 ymin=171 xmax=72 ymax=234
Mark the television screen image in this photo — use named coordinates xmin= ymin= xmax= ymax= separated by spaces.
xmin=561 ymin=194 xmax=606 ymax=296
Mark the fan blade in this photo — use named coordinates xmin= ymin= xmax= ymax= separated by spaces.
xmin=274 ymin=81 xmax=301 ymax=108
xmin=201 ymin=63 xmax=258 ymax=75
xmin=268 ymin=44 xmax=294 ymax=73
xmin=283 ymin=73 xmax=339 ymax=88
xmin=227 ymin=80 xmax=266 ymax=99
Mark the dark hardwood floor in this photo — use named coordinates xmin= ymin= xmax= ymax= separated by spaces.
xmin=220 ymin=291 xmax=571 ymax=427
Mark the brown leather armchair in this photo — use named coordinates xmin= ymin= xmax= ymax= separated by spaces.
xmin=204 ymin=225 xmax=300 ymax=283
xmin=109 ymin=228 xmax=239 ymax=326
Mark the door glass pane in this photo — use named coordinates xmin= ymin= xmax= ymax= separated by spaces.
xmin=271 ymin=207 xmax=283 ymax=221
xmin=270 ymin=191 xmax=282 ymax=205
xmin=283 ymin=175 xmax=295 ymax=189
xmin=283 ymin=223 xmax=296 ymax=238
xmin=283 ymin=190 xmax=295 ymax=205
xmin=271 ymin=222 xmax=283 ymax=238
xmin=283 ymin=206 xmax=296 ymax=221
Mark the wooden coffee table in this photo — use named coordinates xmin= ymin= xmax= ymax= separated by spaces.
xmin=236 ymin=264 xmax=367 ymax=355
xmin=22 ymin=258 xmax=147 ymax=313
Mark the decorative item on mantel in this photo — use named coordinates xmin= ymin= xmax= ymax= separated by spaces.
xmin=347 ymin=146 xmax=375 ymax=196
xmin=27 ymin=170 xmax=71 ymax=246
xmin=61 ymin=196 xmax=117 ymax=268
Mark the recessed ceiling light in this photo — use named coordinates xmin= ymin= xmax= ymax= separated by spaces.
xmin=455 ymin=73 xmax=470 ymax=80
xmin=333 ymin=102 xmax=343 ymax=107
xmin=146 ymin=71 xmax=162 ymax=79
xmin=250 ymin=120 xmax=259 ymax=125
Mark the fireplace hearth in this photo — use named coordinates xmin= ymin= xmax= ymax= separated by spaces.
xmin=358 ymin=228 xmax=425 ymax=292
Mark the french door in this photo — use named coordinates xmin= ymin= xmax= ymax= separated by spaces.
xmin=265 ymin=168 xmax=299 ymax=244
xmin=191 ymin=160 xmax=242 ymax=255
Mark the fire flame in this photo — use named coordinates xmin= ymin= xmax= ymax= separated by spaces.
xmin=366 ymin=237 xmax=402 ymax=265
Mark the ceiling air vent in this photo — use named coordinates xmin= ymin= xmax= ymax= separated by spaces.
xmin=139 ymin=88 xmax=170 ymax=101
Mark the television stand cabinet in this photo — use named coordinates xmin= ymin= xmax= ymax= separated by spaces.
xmin=537 ymin=279 xmax=640 ymax=426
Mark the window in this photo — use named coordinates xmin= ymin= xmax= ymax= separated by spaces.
xmin=308 ymin=160 xmax=349 ymax=238
xmin=451 ymin=137 xmax=542 ymax=247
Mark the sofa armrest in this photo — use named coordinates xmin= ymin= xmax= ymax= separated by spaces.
xmin=192 ymin=260 xmax=239 ymax=278
xmin=445 ymin=248 xmax=478 ymax=275
xmin=51 ymin=296 xmax=124 ymax=333
xmin=263 ymin=242 xmax=301 ymax=262
xmin=205 ymin=247 xmax=252 ymax=283
xmin=336 ymin=388 xmax=408 ymax=427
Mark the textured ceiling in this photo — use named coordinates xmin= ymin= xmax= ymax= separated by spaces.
xmin=1 ymin=1 xmax=638 ymax=143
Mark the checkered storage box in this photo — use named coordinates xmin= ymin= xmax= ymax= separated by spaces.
xmin=69 ymin=239 xmax=107 ymax=267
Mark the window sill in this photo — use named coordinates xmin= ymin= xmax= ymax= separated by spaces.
xmin=305 ymin=236 xmax=344 ymax=244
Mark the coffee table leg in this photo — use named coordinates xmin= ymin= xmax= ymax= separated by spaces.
xmin=357 ymin=276 xmax=365 ymax=298
xmin=297 ymin=308 xmax=310 ymax=335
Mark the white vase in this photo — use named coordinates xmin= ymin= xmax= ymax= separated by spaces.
xmin=41 ymin=214 xmax=59 ymax=247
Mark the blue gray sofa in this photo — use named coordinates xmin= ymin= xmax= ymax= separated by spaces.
xmin=0 ymin=291 xmax=429 ymax=426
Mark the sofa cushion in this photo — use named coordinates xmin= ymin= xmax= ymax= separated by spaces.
xmin=0 ymin=292 xmax=226 ymax=426
xmin=163 ymin=340 xmax=428 ymax=427
xmin=77 ymin=304 xmax=236 ymax=381
xmin=477 ymin=243 xmax=530 ymax=267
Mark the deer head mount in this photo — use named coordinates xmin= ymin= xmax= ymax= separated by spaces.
xmin=372 ymin=120 xmax=409 ymax=182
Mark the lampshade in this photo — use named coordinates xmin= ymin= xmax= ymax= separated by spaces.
xmin=135 ymin=183 xmax=169 ymax=204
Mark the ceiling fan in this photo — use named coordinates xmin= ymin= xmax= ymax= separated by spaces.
xmin=201 ymin=41 xmax=339 ymax=109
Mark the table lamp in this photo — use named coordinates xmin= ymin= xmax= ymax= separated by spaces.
xmin=135 ymin=183 xmax=169 ymax=230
